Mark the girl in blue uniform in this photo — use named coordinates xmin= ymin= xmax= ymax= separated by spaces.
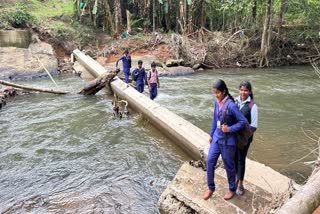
xmin=235 ymin=81 xmax=258 ymax=195
xmin=203 ymin=79 xmax=247 ymax=201
xmin=116 ymin=48 xmax=131 ymax=83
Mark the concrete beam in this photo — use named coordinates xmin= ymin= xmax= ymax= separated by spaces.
xmin=72 ymin=49 xmax=297 ymax=213
xmin=73 ymin=49 xmax=209 ymax=160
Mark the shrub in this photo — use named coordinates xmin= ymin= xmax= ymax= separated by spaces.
xmin=9 ymin=5 xmax=34 ymax=27
xmin=0 ymin=4 xmax=35 ymax=29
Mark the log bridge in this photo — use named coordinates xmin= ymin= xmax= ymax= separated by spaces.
xmin=72 ymin=49 xmax=296 ymax=213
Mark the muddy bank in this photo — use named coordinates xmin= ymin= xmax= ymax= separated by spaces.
xmin=86 ymin=32 xmax=320 ymax=70
xmin=2 ymin=27 xmax=319 ymax=82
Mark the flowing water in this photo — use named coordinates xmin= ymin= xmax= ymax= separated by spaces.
xmin=156 ymin=66 xmax=320 ymax=183
xmin=0 ymin=66 xmax=319 ymax=213
xmin=0 ymin=76 xmax=189 ymax=213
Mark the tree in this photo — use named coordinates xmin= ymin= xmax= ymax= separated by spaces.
xmin=200 ymin=0 xmax=205 ymax=28
xmin=114 ymin=0 xmax=122 ymax=34
xmin=259 ymin=0 xmax=273 ymax=67
xmin=277 ymin=0 xmax=287 ymax=37
xmin=187 ymin=0 xmax=195 ymax=32
xmin=252 ymin=0 xmax=257 ymax=24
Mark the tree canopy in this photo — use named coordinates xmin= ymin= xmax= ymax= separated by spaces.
xmin=74 ymin=0 xmax=320 ymax=37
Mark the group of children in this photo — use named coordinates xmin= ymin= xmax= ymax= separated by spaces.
xmin=116 ymin=49 xmax=259 ymax=201
xmin=116 ymin=49 xmax=160 ymax=100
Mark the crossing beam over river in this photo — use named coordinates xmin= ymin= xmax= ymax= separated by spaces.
xmin=72 ymin=49 xmax=295 ymax=213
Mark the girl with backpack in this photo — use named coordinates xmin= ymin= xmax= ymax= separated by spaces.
xmin=115 ymin=48 xmax=131 ymax=83
xmin=235 ymin=81 xmax=258 ymax=196
xmin=203 ymin=79 xmax=247 ymax=201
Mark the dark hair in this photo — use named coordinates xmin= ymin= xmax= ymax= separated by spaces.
xmin=138 ymin=60 xmax=143 ymax=64
xmin=124 ymin=48 xmax=129 ymax=55
xmin=239 ymin=80 xmax=254 ymax=99
xmin=212 ymin=79 xmax=234 ymax=101
xmin=151 ymin=62 xmax=156 ymax=67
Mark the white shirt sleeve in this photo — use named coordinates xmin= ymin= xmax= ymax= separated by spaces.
xmin=250 ymin=104 xmax=258 ymax=128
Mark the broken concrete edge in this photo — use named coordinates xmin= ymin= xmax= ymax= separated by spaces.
xmin=158 ymin=163 xmax=250 ymax=214
xmin=159 ymin=187 xmax=217 ymax=214
xmin=72 ymin=49 xmax=297 ymax=199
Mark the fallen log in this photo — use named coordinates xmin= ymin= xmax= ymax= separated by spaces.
xmin=78 ymin=68 xmax=120 ymax=95
xmin=276 ymin=169 xmax=320 ymax=214
xmin=0 ymin=80 xmax=69 ymax=95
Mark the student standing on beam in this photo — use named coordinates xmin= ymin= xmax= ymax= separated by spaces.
xmin=132 ymin=60 xmax=146 ymax=93
xmin=147 ymin=62 xmax=160 ymax=100
xmin=203 ymin=79 xmax=247 ymax=201
xmin=116 ymin=48 xmax=131 ymax=83
xmin=235 ymin=80 xmax=258 ymax=196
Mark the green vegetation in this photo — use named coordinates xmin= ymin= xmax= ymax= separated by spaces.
xmin=0 ymin=0 xmax=318 ymax=66
xmin=29 ymin=0 xmax=73 ymax=18
xmin=72 ymin=0 xmax=320 ymax=35
xmin=0 ymin=0 xmax=98 ymax=48
xmin=0 ymin=4 xmax=35 ymax=29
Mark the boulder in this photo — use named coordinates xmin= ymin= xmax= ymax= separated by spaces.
xmin=153 ymin=61 xmax=164 ymax=68
xmin=160 ymin=66 xmax=194 ymax=76
xmin=192 ymin=63 xmax=202 ymax=70
xmin=0 ymin=42 xmax=58 ymax=80
xmin=165 ymin=58 xmax=184 ymax=67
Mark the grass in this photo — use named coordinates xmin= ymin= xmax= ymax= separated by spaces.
xmin=0 ymin=0 xmax=108 ymax=48
xmin=29 ymin=0 xmax=74 ymax=19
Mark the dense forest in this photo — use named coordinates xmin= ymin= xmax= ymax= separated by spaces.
xmin=73 ymin=0 xmax=320 ymax=67
xmin=74 ymin=0 xmax=320 ymax=36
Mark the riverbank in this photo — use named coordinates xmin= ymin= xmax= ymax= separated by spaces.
xmin=3 ymin=27 xmax=320 ymax=81
xmin=1 ymin=0 xmax=320 ymax=79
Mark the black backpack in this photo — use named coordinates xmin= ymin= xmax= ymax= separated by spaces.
xmin=132 ymin=70 xmax=139 ymax=81
xmin=222 ymin=100 xmax=253 ymax=150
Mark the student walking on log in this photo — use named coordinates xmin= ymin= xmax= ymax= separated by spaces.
xmin=147 ymin=62 xmax=160 ymax=100
xmin=203 ymin=79 xmax=247 ymax=201
xmin=132 ymin=60 xmax=146 ymax=93
xmin=115 ymin=48 xmax=131 ymax=83
xmin=235 ymin=81 xmax=258 ymax=196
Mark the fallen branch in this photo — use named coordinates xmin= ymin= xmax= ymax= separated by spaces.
xmin=78 ymin=68 xmax=120 ymax=95
xmin=36 ymin=56 xmax=59 ymax=88
xmin=222 ymin=29 xmax=246 ymax=47
xmin=0 ymin=80 xmax=68 ymax=95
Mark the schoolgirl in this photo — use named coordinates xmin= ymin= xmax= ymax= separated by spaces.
xmin=203 ymin=79 xmax=247 ymax=201
xmin=235 ymin=80 xmax=258 ymax=195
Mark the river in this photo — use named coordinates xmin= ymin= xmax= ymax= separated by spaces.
xmin=0 ymin=66 xmax=319 ymax=213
